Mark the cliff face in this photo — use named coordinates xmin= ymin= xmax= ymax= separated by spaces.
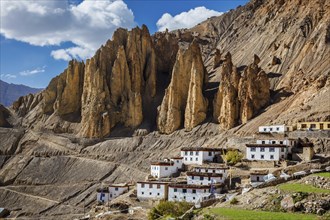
xmin=157 ymin=41 xmax=208 ymax=134
xmin=9 ymin=0 xmax=330 ymax=137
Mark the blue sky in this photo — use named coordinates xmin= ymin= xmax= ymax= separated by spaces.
xmin=0 ymin=0 xmax=248 ymax=88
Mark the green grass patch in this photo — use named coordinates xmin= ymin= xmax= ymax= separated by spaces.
xmin=278 ymin=183 xmax=330 ymax=194
xmin=208 ymin=207 xmax=318 ymax=220
xmin=312 ymin=172 xmax=330 ymax=178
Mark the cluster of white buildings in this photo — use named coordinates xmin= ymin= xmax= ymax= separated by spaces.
xmin=97 ymin=183 xmax=131 ymax=203
xmin=137 ymin=147 xmax=228 ymax=204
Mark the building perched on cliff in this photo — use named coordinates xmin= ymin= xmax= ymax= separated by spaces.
xmin=150 ymin=157 xmax=183 ymax=179
xmin=246 ymin=144 xmax=289 ymax=161
xmin=180 ymin=147 xmax=225 ymax=165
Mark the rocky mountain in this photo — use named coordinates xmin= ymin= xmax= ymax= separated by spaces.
xmin=0 ymin=0 xmax=329 ymax=218
xmin=0 ymin=80 xmax=42 ymax=107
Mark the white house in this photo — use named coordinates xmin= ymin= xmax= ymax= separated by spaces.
xmin=136 ymin=181 xmax=169 ymax=200
xmin=256 ymin=139 xmax=296 ymax=153
xmin=193 ymin=166 xmax=229 ymax=179
xmin=97 ymin=188 xmax=110 ymax=203
xmin=109 ymin=183 xmax=130 ymax=200
xmin=150 ymin=157 xmax=183 ymax=179
xmin=258 ymin=125 xmax=289 ymax=133
xmin=246 ymin=144 xmax=288 ymax=161
xmin=180 ymin=147 xmax=225 ymax=165
xmin=250 ymin=170 xmax=268 ymax=183
xmin=168 ymin=183 xmax=222 ymax=203
xmin=186 ymin=171 xmax=225 ymax=185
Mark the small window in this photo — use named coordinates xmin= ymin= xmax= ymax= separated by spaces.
xmin=280 ymin=141 xmax=283 ymax=144
xmin=270 ymin=155 xmax=274 ymax=159
xmin=251 ymin=147 xmax=256 ymax=152
xmin=183 ymin=196 xmax=186 ymax=199
xmin=205 ymin=169 xmax=208 ymax=172
xmin=149 ymin=192 xmax=152 ymax=195
xmin=196 ymin=151 xmax=199 ymax=155
xmin=302 ymin=124 xmax=307 ymax=128
xmin=272 ymin=141 xmax=276 ymax=144
xmin=192 ymin=176 xmax=194 ymax=180
xmin=281 ymin=155 xmax=285 ymax=159
xmin=183 ymin=189 xmax=187 ymax=193
xmin=213 ymin=170 xmax=215 ymax=173
xmin=269 ymin=147 xmax=275 ymax=152
xmin=149 ymin=184 xmax=153 ymax=188
xmin=142 ymin=192 xmax=144 ymax=195
xmin=185 ymin=152 xmax=188 ymax=156
xmin=260 ymin=148 xmax=265 ymax=152
xmin=200 ymin=176 xmax=204 ymax=180
xmin=157 ymin=184 xmax=160 ymax=189
xmin=264 ymin=128 xmax=266 ymax=131
xmin=270 ymin=128 xmax=273 ymax=131
xmin=327 ymin=124 xmax=330 ymax=128
xmin=185 ymin=158 xmax=187 ymax=161
xmin=195 ymin=157 xmax=198 ymax=161
xmin=208 ymin=177 xmax=211 ymax=180
xmin=311 ymin=124 xmax=316 ymax=128
xmin=192 ymin=189 xmax=196 ymax=194
xmin=174 ymin=195 xmax=177 ymax=198
xmin=276 ymin=127 xmax=279 ymax=131
xmin=157 ymin=193 xmax=160 ymax=196
xmin=165 ymin=167 xmax=168 ymax=170
xmin=177 ymin=160 xmax=179 ymax=163
xmin=174 ymin=188 xmax=177 ymax=192
xmin=262 ymin=141 xmax=265 ymax=144
xmin=190 ymin=157 xmax=193 ymax=161
xmin=141 ymin=184 xmax=145 ymax=188
xmin=208 ymin=152 xmax=212 ymax=156
xmin=261 ymin=155 xmax=264 ymax=159
xmin=251 ymin=154 xmax=255 ymax=159
xmin=193 ymin=197 xmax=195 ymax=200
xmin=281 ymin=148 xmax=284 ymax=152
xmin=110 ymin=194 xmax=112 ymax=197
xmin=190 ymin=152 xmax=193 ymax=155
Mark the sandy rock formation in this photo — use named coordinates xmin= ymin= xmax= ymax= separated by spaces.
xmin=0 ymin=105 xmax=11 ymax=127
xmin=157 ymin=41 xmax=208 ymax=134
xmin=213 ymin=49 xmax=222 ymax=69
xmin=214 ymin=54 xmax=270 ymax=129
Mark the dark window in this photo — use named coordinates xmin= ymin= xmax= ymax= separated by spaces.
xmin=260 ymin=148 xmax=265 ymax=152
xmin=115 ymin=187 xmax=118 ymax=191
xmin=280 ymin=141 xmax=283 ymax=144
xmin=208 ymin=152 xmax=212 ymax=156
xmin=272 ymin=141 xmax=276 ymax=144
xmin=192 ymin=176 xmax=194 ymax=180
xmin=269 ymin=147 xmax=275 ymax=152
xmin=190 ymin=157 xmax=193 ymax=161
xmin=196 ymin=151 xmax=199 ymax=155
xmin=276 ymin=127 xmax=279 ymax=131
xmin=193 ymin=197 xmax=195 ymax=200
xmin=261 ymin=155 xmax=264 ymax=159
xmin=251 ymin=154 xmax=255 ymax=159
xmin=281 ymin=148 xmax=284 ymax=152
xmin=149 ymin=192 xmax=152 ymax=195
xmin=183 ymin=196 xmax=186 ymax=199
xmin=270 ymin=155 xmax=274 ymax=159
xmin=141 ymin=184 xmax=145 ymax=188
xmin=185 ymin=152 xmax=188 ymax=155
xmin=281 ymin=155 xmax=285 ymax=158
xmin=327 ymin=124 xmax=330 ymax=128
xmin=157 ymin=184 xmax=160 ymax=189
xmin=165 ymin=167 xmax=168 ymax=170
xmin=208 ymin=177 xmax=211 ymax=180
xmin=149 ymin=184 xmax=153 ymax=188
xmin=262 ymin=141 xmax=265 ymax=144
xmin=200 ymin=176 xmax=204 ymax=180
xmin=185 ymin=158 xmax=187 ymax=161
xmin=251 ymin=147 xmax=256 ymax=152
xmin=205 ymin=169 xmax=208 ymax=172
xmin=264 ymin=128 xmax=266 ymax=131
xmin=142 ymin=192 xmax=144 ymax=195
xmin=302 ymin=124 xmax=307 ymax=128
xmin=157 ymin=193 xmax=160 ymax=196
xmin=190 ymin=152 xmax=193 ymax=155
xmin=192 ymin=189 xmax=196 ymax=194
xmin=195 ymin=157 xmax=198 ymax=161
xmin=174 ymin=195 xmax=177 ymax=198
xmin=183 ymin=189 xmax=187 ymax=193
xmin=311 ymin=124 xmax=316 ymax=128
xmin=270 ymin=128 xmax=273 ymax=131
xmin=174 ymin=188 xmax=177 ymax=192
xmin=213 ymin=170 xmax=215 ymax=173
xmin=256 ymin=176 xmax=260 ymax=181
xmin=110 ymin=194 xmax=112 ymax=197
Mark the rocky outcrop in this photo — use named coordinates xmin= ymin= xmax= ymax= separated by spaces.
xmin=213 ymin=54 xmax=270 ymax=129
xmin=0 ymin=104 xmax=11 ymax=127
xmin=213 ymin=49 xmax=222 ymax=69
xmin=213 ymin=52 xmax=240 ymax=129
xmin=80 ymin=25 xmax=157 ymax=138
xmin=157 ymin=41 xmax=208 ymax=134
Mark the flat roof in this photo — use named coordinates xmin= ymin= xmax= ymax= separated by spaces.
xmin=109 ymin=183 xmax=130 ymax=187
xmin=181 ymin=147 xmax=225 ymax=152
xmin=151 ymin=161 xmax=174 ymax=166
xmin=297 ymin=121 xmax=330 ymax=124
xmin=97 ymin=188 xmax=109 ymax=193
xmin=187 ymin=171 xmax=223 ymax=177
xmin=171 ymin=156 xmax=183 ymax=159
xmin=137 ymin=181 xmax=170 ymax=185
xmin=169 ymin=183 xmax=224 ymax=189
xmin=250 ymin=170 xmax=269 ymax=175
xmin=259 ymin=125 xmax=286 ymax=127
xmin=246 ymin=144 xmax=288 ymax=148
xmin=194 ymin=165 xmax=229 ymax=170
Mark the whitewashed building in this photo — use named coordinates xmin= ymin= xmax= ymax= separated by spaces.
xmin=109 ymin=183 xmax=130 ymax=200
xmin=258 ymin=125 xmax=289 ymax=133
xmin=136 ymin=182 xmax=169 ymax=200
xmin=250 ymin=170 xmax=268 ymax=182
xmin=180 ymin=147 xmax=225 ymax=165
xmin=246 ymin=144 xmax=288 ymax=161
xmin=150 ymin=157 xmax=183 ymax=179
xmin=186 ymin=171 xmax=225 ymax=185
xmin=168 ymin=183 xmax=222 ymax=203
xmin=97 ymin=188 xmax=110 ymax=203
xmin=193 ymin=166 xmax=229 ymax=179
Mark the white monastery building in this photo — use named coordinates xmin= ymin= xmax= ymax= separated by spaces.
xmin=97 ymin=183 xmax=130 ymax=203
xmin=136 ymin=182 xmax=169 ymax=200
xmin=168 ymin=183 xmax=222 ymax=203
xmin=258 ymin=125 xmax=290 ymax=133
xmin=250 ymin=170 xmax=269 ymax=183
xmin=150 ymin=157 xmax=183 ymax=179
xmin=193 ymin=166 xmax=228 ymax=179
xmin=246 ymin=144 xmax=288 ymax=161
xmin=180 ymin=147 xmax=224 ymax=165
xmin=186 ymin=171 xmax=225 ymax=185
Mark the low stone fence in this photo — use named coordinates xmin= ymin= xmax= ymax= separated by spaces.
xmin=288 ymin=130 xmax=330 ymax=139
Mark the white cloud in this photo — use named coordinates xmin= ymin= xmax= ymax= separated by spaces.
xmin=0 ymin=74 xmax=17 ymax=79
xmin=156 ymin=6 xmax=222 ymax=32
xmin=0 ymin=0 xmax=135 ymax=61
xmin=19 ymin=66 xmax=46 ymax=76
